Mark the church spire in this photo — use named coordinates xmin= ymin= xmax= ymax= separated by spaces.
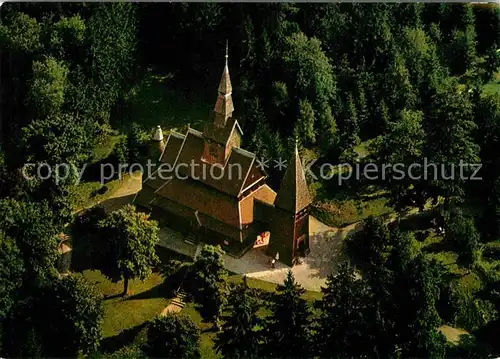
xmin=214 ymin=40 xmax=234 ymax=127
xmin=274 ymin=142 xmax=312 ymax=213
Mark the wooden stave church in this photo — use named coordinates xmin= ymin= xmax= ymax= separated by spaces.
xmin=134 ymin=48 xmax=312 ymax=266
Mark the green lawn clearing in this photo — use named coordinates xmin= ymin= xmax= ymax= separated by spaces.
xmin=483 ymin=70 xmax=500 ymax=96
xmin=228 ymin=274 xmax=323 ymax=302
xmin=119 ymin=70 xmax=210 ymax=133
xmin=181 ymin=303 xmax=221 ymax=359
xmin=78 ymin=270 xmax=169 ymax=340
xmin=311 ymin=196 xmax=393 ymax=227
xmin=68 ymin=178 xmax=122 ymax=213
xmin=353 ymin=136 xmax=381 ymax=159
xmin=90 ymin=134 xmax=122 ymax=164
xmin=68 ymin=173 xmax=135 ymax=213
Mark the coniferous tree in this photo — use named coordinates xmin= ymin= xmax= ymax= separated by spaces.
xmin=295 ymin=99 xmax=316 ymax=145
xmin=380 ymin=109 xmax=426 ymax=212
xmin=445 ymin=208 xmax=480 ymax=268
xmin=263 ymin=271 xmax=311 ymax=358
xmin=342 ymin=92 xmax=360 ymax=148
xmin=424 ymin=78 xmax=480 ymax=209
xmin=315 ymin=262 xmax=370 ymax=358
xmin=215 ymin=284 xmax=261 ymax=358
xmin=397 ymin=254 xmax=447 ymax=358
xmin=347 ymin=216 xmax=392 ymax=267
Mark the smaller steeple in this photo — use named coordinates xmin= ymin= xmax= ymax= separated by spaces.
xmin=152 ymin=125 xmax=165 ymax=156
xmin=153 ymin=125 xmax=164 ymax=142
xmin=213 ymin=40 xmax=234 ymax=127
xmin=274 ymin=141 xmax=312 ymax=213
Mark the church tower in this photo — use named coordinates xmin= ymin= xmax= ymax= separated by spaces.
xmin=202 ymin=41 xmax=243 ymax=165
xmin=268 ymin=141 xmax=312 ymax=266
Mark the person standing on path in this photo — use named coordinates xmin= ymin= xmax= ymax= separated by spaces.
xmin=275 ymin=252 xmax=280 ymax=262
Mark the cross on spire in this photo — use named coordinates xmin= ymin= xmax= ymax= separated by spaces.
xmin=225 ymin=39 xmax=228 ymax=66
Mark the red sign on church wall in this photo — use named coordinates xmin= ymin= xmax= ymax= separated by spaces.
xmin=254 ymin=231 xmax=270 ymax=248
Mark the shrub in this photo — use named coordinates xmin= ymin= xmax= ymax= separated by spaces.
xmin=110 ymin=135 xmax=129 ymax=172
xmin=445 ymin=280 xmax=498 ymax=331
xmin=145 ymin=314 xmax=200 ymax=359
xmin=127 ymin=123 xmax=150 ymax=166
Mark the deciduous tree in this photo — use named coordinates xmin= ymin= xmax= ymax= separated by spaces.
xmin=3 ymin=275 xmax=103 ymax=357
xmin=190 ymin=245 xmax=229 ymax=325
xmin=0 ymin=231 xmax=24 ymax=319
xmin=0 ymin=199 xmax=60 ymax=283
xmin=98 ymin=204 xmax=160 ymax=295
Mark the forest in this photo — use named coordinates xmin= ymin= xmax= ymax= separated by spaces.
xmin=0 ymin=2 xmax=499 ymax=358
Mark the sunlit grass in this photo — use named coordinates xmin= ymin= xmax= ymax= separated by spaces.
xmin=312 ymin=196 xmax=393 ymax=227
xmin=76 ymin=270 xmax=168 ymax=339
xmin=68 ymin=177 xmax=123 ymax=213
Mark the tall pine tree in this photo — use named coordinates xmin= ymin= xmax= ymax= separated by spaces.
xmin=215 ymin=284 xmax=261 ymax=358
xmin=263 ymin=271 xmax=311 ymax=358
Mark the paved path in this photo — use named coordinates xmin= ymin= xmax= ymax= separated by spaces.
xmin=93 ymin=172 xmax=364 ymax=291
xmin=99 ymin=172 xmax=142 ymax=213
xmin=160 ymin=291 xmax=187 ymax=315
xmin=156 ymin=216 xmax=361 ymax=292
xmin=242 ymin=217 xmax=362 ymax=291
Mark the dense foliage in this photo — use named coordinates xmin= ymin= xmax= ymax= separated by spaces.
xmin=145 ymin=314 xmax=201 ymax=359
xmin=97 ymin=204 xmax=160 ymax=295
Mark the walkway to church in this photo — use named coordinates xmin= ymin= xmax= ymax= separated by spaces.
xmin=95 ymin=173 xmax=360 ymax=291
xmin=157 ymin=216 xmax=362 ymax=292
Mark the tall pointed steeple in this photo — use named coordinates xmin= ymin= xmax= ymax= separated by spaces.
xmin=274 ymin=140 xmax=312 ymax=213
xmin=213 ymin=40 xmax=234 ymax=127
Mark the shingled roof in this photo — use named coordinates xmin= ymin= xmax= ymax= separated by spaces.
xmin=204 ymin=117 xmax=243 ymax=146
xmin=274 ymin=144 xmax=312 ymax=213
xmin=213 ymin=44 xmax=234 ymax=128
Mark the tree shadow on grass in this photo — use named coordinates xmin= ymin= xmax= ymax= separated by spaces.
xmin=99 ymin=193 xmax=137 ymax=214
xmin=125 ymin=280 xmax=173 ymax=302
xmin=100 ymin=322 xmax=148 ymax=354
xmin=422 ymin=240 xmax=452 ymax=253
xmin=69 ymin=207 xmax=107 ymax=272
xmin=398 ymin=211 xmax=435 ymax=232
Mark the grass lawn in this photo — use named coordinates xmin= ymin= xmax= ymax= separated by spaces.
xmin=119 ymin=70 xmax=210 ymax=134
xmin=228 ymin=274 xmax=323 ymax=302
xmin=483 ymin=70 xmax=500 ymax=96
xmin=312 ymin=196 xmax=393 ymax=227
xmin=90 ymin=134 xmax=122 ymax=164
xmin=78 ymin=254 xmax=323 ymax=357
xmin=67 ymin=173 xmax=134 ymax=213
xmin=182 ymin=303 xmax=221 ymax=359
xmin=77 ymin=270 xmax=169 ymax=340
xmin=353 ymin=136 xmax=380 ymax=159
